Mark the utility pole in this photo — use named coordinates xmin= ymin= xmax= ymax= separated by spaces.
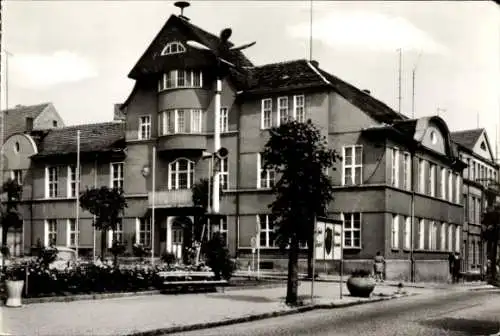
xmin=397 ymin=48 xmax=402 ymax=114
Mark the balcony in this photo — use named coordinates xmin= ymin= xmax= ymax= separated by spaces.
xmin=157 ymin=134 xmax=207 ymax=152
xmin=148 ymin=189 xmax=194 ymax=208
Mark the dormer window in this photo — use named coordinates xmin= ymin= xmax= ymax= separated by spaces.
xmin=158 ymin=69 xmax=203 ymax=91
xmin=161 ymin=41 xmax=186 ymax=56
xmin=480 ymin=141 xmax=486 ymax=150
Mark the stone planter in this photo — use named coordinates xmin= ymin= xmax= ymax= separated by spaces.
xmin=5 ymin=280 xmax=24 ymax=307
xmin=346 ymin=276 xmax=375 ymax=298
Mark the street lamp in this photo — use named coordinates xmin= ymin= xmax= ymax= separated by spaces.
xmin=141 ymin=146 xmax=156 ymax=266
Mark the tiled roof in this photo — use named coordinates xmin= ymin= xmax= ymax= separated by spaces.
xmin=34 ymin=122 xmax=126 ymax=157
xmin=128 ymin=15 xmax=253 ymax=79
xmin=451 ymin=128 xmax=484 ymax=150
xmin=2 ymin=103 xmax=50 ymax=139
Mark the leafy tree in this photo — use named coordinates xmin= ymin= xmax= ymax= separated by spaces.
xmin=79 ymin=186 xmax=127 ymax=260
xmin=0 ymin=178 xmax=23 ymax=269
xmin=482 ymin=202 xmax=500 ymax=283
xmin=262 ymin=119 xmax=340 ymax=305
xmin=202 ymin=231 xmax=235 ymax=280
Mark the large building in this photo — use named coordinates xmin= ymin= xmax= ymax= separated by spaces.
xmin=3 ymin=9 xmax=493 ymax=282
xmin=451 ymin=128 xmax=500 ymax=274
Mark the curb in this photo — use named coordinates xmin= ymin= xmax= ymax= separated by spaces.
xmin=122 ymin=293 xmax=411 ymax=336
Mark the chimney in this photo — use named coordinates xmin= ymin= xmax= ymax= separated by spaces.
xmin=174 ymin=1 xmax=191 ymax=21
xmin=310 ymin=60 xmax=319 ymax=68
xmin=25 ymin=117 xmax=34 ymax=132
xmin=362 ymin=89 xmax=371 ymax=95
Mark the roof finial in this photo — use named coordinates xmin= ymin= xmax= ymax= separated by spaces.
xmin=174 ymin=1 xmax=190 ymax=21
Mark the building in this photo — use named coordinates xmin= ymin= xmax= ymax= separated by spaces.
xmin=451 ymin=128 xmax=500 ymax=275
xmin=4 ymin=9 xmax=468 ymax=281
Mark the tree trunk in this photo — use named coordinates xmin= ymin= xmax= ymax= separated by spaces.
xmin=307 ymin=234 xmax=313 ymax=278
xmin=286 ymin=236 xmax=300 ymax=305
xmin=101 ymin=230 xmax=106 ymax=261
xmin=490 ymin=225 xmax=499 ymax=283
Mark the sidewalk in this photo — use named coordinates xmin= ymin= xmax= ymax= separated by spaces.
xmin=1 ymin=281 xmax=430 ymax=336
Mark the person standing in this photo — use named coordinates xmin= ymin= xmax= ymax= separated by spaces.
xmin=448 ymin=252 xmax=455 ymax=283
xmin=373 ymin=251 xmax=385 ymax=282
xmin=453 ymin=253 xmax=461 ymax=284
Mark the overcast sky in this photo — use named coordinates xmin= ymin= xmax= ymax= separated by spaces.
xmin=2 ymin=1 xmax=499 ymax=155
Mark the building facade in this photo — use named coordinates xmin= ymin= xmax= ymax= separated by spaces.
xmin=1 ymin=12 xmax=475 ymax=282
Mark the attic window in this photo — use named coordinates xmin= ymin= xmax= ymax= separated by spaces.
xmin=161 ymin=42 xmax=186 ymax=55
xmin=430 ymin=131 xmax=437 ymax=145
xmin=52 ymin=120 xmax=58 ymax=127
xmin=480 ymin=141 xmax=486 ymax=150
xmin=14 ymin=142 xmax=20 ymax=153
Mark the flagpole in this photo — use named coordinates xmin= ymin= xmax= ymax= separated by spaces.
xmin=93 ymin=157 xmax=97 ymax=261
xmin=75 ymin=130 xmax=80 ymax=259
xmin=151 ymin=145 xmax=156 ymax=265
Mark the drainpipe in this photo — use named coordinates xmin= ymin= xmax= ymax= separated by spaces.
xmin=410 ymin=149 xmax=416 ymax=282
xmin=235 ymin=104 xmax=241 ymax=258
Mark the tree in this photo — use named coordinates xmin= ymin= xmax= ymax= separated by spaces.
xmin=0 ymin=178 xmax=23 ymax=269
xmin=79 ymin=186 xmax=127 ymax=260
xmin=262 ymin=119 xmax=340 ymax=305
xmin=482 ymin=202 xmax=500 ymax=283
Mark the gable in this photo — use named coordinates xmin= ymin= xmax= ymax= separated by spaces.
xmin=472 ymin=131 xmax=495 ymax=162
xmin=33 ymin=103 xmax=65 ymax=130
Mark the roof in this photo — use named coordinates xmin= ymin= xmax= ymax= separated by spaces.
xmin=33 ymin=122 xmax=126 ymax=158
xmin=451 ymin=128 xmax=484 ymax=150
xmin=128 ymin=15 xmax=253 ymax=79
xmin=2 ymin=103 xmax=50 ymax=139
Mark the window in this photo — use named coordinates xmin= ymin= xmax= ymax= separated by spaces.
xmin=111 ymin=162 xmax=124 ymax=190
xmin=404 ymin=216 xmax=411 ymax=249
xmin=440 ymin=222 xmax=447 ymax=251
xmin=161 ymin=109 xmax=203 ymax=135
xmin=277 ymin=97 xmax=289 ymax=125
xmin=45 ymin=219 xmax=57 ymax=246
xmin=67 ymin=219 xmax=79 ymax=247
xmin=418 ymin=159 xmax=426 ymax=193
xmin=216 ymin=216 xmax=228 ymax=246
xmin=257 ymin=153 xmax=275 ymax=189
xmin=391 ymin=214 xmax=399 ymax=249
xmin=67 ymin=165 xmax=79 ymax=198
xmin=418 ymin=218 xmax=425 ymax=250
xmin=11 ymin=169 xmax=23 ymax=186
xmin=391 ymin=148 xmax=399 ymax=187
xmin=469 ymin=196 xmax=475 ymax=223
xmin=168 ymin=159 xmax=195 ymax=190
xmin=14 ymin=141 xmax=20 ymax=153
xmin=161 ymin=41 xmax=186 ymax=55
xmin=158 ymin=70 xmax=203 ymax=91
xmin=343 ymin=213 xmax=361 ymax=248
xmin=219 ymin=157 xmax=229 ymax=190
xmin=455 ymin=174 xmax=461 ymax=204
xmin=455 ymin=225 xmax=460 ymax=253
xmin=440 ymin=167 xmax=446 ymax=200
xmin=108 ymin=221 xmax=124 ymax=248
xmin=52 ymin=120 xmax=58 ymax=127
xmin=448 ymin=170 xmax=453 ymax=202
xmin=138 ymin=115 xmax=151 ymax=140
xmin=45 ymin=166 xmax=58 ymax=198
xmin=258 ymin=215 xmax=276 ymax=248
xmin=220 ymin=107 xmax=229 ymax=133
xmin=343 ymin=145 xmax=363 ymax=185
xmin=177 ymin=109 xmax=186 ymax=133
xmin=164 ymin=110 xmax=175 ymax=134
xmin=136 ymin=218 xmax=151 ymax=247
xmin=261 ymin=98 xmax=272 ymax=129
xmin=429 ymin=163 xmax=436 ymax=197
xmin=475 ymin=197 xmax=481 ymax=224
xmin=472 ymin=162 xmax=476 ymax=180
xmin=402 ymin=152 xmax=411 ymax=190
xmin=466 ymin=158 xmax=470 ymax=179
xmin=293 ymin=95 xmax=305 ymax=122
xmin=447 ymin=224 xmax=453 ymax=252
xmin=429 ymin=221 xmax=437 ymax=250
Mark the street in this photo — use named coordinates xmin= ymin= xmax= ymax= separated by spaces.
xmin=172 ymin=289 xmax=500 ymax=336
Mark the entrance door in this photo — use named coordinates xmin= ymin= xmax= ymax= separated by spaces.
xmin=172 ymin=227 xmax=184 ymax=260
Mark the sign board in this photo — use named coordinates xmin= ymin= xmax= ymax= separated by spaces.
xmin=315 ymin=217 xmax=343 ymax=261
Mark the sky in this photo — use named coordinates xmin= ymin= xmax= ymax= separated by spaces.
xmin=2 ymin=0 xmax=500 ymax=156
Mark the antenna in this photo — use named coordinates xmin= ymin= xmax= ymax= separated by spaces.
xmin=397 ymin=48 xmax=402 ymax=114
xmin=309 ymin=0 xmax=313 ymax=61
xmin=174 ymin=1 xmax=190 ymax=20
xmin=477 ymin=112 xmax=480 ymax=128
xmin=411 ymin=51 xmax=422 ymax=119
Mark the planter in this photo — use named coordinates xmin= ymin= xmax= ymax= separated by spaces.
xmin=346 ymin=276 xmax=375 ymax=298
xmin=5 ymin=280 xmax=24 ymax=307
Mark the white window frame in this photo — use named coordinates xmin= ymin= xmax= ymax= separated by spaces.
xmin=218 ymin=216 xmax=228 ymax=246
xmin=110 ymin=162 xmax=124 ymax=190
xmin=136 ymin=217 xmax=151 ymax=247
xmin=168 ymin=158 xmax=195 ymax=190
xmin=257 ymin=214 xmax=275 ymax=248
xmin=293 ymin=95 xmax=305 ymax=122
xmin=391 ymin=214 xmax=399 ymax=249
xmin=440 ymin=222 xmax=447 ymax=251
xmin=44 ymin=219 xmax=57 ymax=247
xmin=418 ymin=218 xmax=425 ymax=250
xmin=220 ymin=107 xmax=229 ymax=133
xmin=391 ymin=148 xmax=399 ymax=188
xmin=158 ymin=70 xmax=204 ymax=91
xmin=257 ymin=153 xmax=275 ymax=189
xmin=67 ymin=165 xmax=79 ymax=198
xmin=138 ymin=115 xmax=151 ymax=140
xmin=455 ymin=225 xmax=461 ymax=253
xmin=342 ymin=212 xmax=361 ymax=249
xmin=191 ymin=109 xmax=203 ymax=133
xmin=277 ymin=96 xmax=289 ymax=126
xmin=440 ymin=167 xmax=446 ymax=200
xmin=261 ymin=98 xmax=272 ymax=129
xmin=402 ymin=152 xmax=411 ymax=191
xmin=429 ymin=163 xmax=436 ymax=197
xmin=66 ymin=219 xmax=79 ymax=247
xmin=418 ymin=159 xmax=426 ymax=193
xmin=219 ymin=157 xmax=229 ymax=190
xmin=447 ymin=170 xmax=453 ymax=202
xmin=11 ymin=169 xmax=23 ymax=186
xmin=45 ymin=166 xmax=59 ymax=198
xmin=404 ymin=216 xmax=411 ymax=249
xmin=447 ymin=224 xmax=453 ymax=252
xmin=342 ymin=145 xmax=363 ymax=186
xmin=108 ymin=221 xmax=124 ymax=248
xmin=455 ymin=174 xmax=461 ymax=204
xmin=430 ymin=221 xmax=437 ymax=250
xmin=161 ymin=41 xmax=186 ymax=55
xmin=177 ymin=109 xmax=186 ymax=133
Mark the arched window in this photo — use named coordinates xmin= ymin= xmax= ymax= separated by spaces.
xmin=161 ymin=41 xmax=186 ymax=56
xmin=168 ymin=158 xmax=195 ymax=190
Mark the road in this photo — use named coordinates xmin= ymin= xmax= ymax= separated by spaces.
xmin=172 ymin=289 xmax=500 ymax=336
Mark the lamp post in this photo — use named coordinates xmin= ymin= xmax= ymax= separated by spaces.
xmin=141 ymin=146 xmax=156 ymax=266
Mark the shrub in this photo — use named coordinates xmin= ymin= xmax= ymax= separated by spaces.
xmin=203 ymin=232 xmax=235 ymax=280
xmin=161 ymin=252 xmax=176 ymax=266
xmin=109 ymin=240 xmax=127 ymax=266
xmin=132 ymin=243 xmax=150 ymax=262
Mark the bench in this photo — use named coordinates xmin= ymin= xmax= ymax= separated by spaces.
xmin=157 ymin=271 xmax=229 ymax=293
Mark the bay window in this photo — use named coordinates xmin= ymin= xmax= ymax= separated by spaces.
xmin=158 ymin=69 xmax=204 ymax=91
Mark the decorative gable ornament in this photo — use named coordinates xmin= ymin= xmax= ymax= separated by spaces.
xmin=161 ymin=41 xmax=186 ymax=56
